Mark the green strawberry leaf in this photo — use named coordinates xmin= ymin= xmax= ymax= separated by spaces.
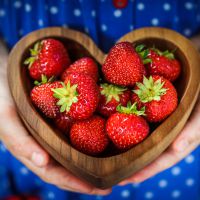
xmin=34 ymin=75 xmax=55 ymax=86
xmin=143 ymin=58 xmax=152 ymax=64
xmin=52 ymin=81 xmax=79 ymax=113
xmin=135 ymin=44 xmax=145 ymax=53
xmin=135 ymin=44 xmax=152 ymax=64
xmin=133 ymin=76 xmax=167 ymax=103
xmin=116 ymin=102 xmax=146 ymax=116
xmin=151 ymin=47 xmax=176 ymax=60
xmin=100 ymin=83 xmax=127 ymax=104
xmin=24 ymin=41 xmax=42 ymax=69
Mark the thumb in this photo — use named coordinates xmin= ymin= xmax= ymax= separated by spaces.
xmin=0 ymin=104 xmax=50 ymax=167
xmin=172 ymin=96 xmax=200 ymax=152
xmin=0 ymin=40 xmax=49 ymax=168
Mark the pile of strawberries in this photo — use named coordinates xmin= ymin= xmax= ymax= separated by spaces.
xmin=25 ymin=39 xmax=181 ymax=156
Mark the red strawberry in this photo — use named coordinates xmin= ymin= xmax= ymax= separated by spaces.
xmin=97 ymin=83 xmax=131 ymax=117
xmin=136 ymin=45 xmax=181 ymax=82
xmin=106 ymin=102 xmax=149 ymax=151
xmin=132 ymin=75 xmax=178 ymax=122
xmin=24 ymin=39 xmax=71 ymax=81
xmin=31 ymin=81 xmax=62 ymax=118
xmin=55 ymin=112 xmax=73 ymax=133
xmin=70 ymin=116 xmax=109 ymax=155
xmin=102 ymin=42 xmax=145 ymax=86
xmin=147 ymin=49 xmax=181 ymax=81
xmin=5 ymin=196 xmax=22 ymax=200
xmin=52 ymin=73 xmax=100 ymax=120
xmin=61 ymin=57 xmax=99 ymax=82
xmin=5 ymin=196 xmax=40 ymax=200
xmin=27 ymin=197 xmax=41 ymax=200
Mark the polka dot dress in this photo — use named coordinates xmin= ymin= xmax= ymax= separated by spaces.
xmin=0 ymin=0 xmax=200 ymax=52
xmin=1 ymin=142 xmax=199 ymax=200
xmin=0 ymin=0 xmax=200 ymax=199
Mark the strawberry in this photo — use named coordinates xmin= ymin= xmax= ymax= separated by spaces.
xmin=136 ymin=45 xmax=181 ymax=82
xmin=52 ymin=73 xmax=100 ymax=120
xmin=27 ymin=197 xmax=40 ymax=200
xmin=5 ymin=197 xmax=22 ymax=200
xmin=55 ymin=112 xmax=73 ymax=133
xmin=97 ymin=83 xmax=131 ymax=117
xmin=30 ymin=81 xmax=62 ymax=118
xmin=132 ymin=75 xmax=178 ymax=122
xmin=106 ymin=102 xmax=149 ymax=151
xmin=61 ymin=57 xmax=99 ymax=82
xmin=70 ymin=116 xmax=109 ymax=155
xmin=24 ymin=39 xmax=71 ymax=81
xmin=102 ymin=42 xmax=145 ymax=86
xmin=5 ymin=195 xmax=40 ymax=200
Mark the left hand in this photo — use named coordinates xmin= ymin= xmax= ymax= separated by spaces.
xmin=118 ymin=35 xmax=200 ymax=186
xmin=119 ymin=95 xmax=200 ymax=185
xmin=0 ymin=40 xmax=111 ymax=195
xmin=190 ymin=34 xmax=200 ymax=51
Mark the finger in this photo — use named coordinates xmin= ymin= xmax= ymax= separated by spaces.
xmin=0 ymin=47 xmax=14 ymax=105
xmin=20 ymin=157 xmax=112 ymax=195
xmin=0 ymin=105 xmax=111 ymax=195
xmin=119 ymin=140 xmax=199 ymax=185
xmin=0 ymin=40 xmax=8 ymax=71
xmin=58 ymin=185 xmax=111 ymax=195
xmin=57 ymin=185 xmax=92 ymax=193
xmin=0 ymin=104 xmax=50 ymax=167
xmin=172 ymin=98 xmax=200 ymax=152
xmin=190 ymin=36 xmax=200 ymax=51
xmin=119 ymin=96 xmax=200 ymax=185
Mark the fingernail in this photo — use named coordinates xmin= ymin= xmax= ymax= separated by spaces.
xmin=176 ymin=140 xmax=188 ymax=152
xmin=92 ymin=188 xmax=111 ymax=195
xmin=118 ymin=181 xmax=128 ymax=186
xmin=31 ymin=152 xmax=44 ymax=167
xmin=131 ymin=177 xmax=141 ymax=183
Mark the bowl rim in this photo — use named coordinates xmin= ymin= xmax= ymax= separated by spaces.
xmin=7 ymin=27 xmax=200 ymax=188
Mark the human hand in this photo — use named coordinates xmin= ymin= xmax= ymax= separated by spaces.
xmin=117 ymin=35 xmax=200 ymax=186
xmin=0 ymin=40 xmax=111 ymax=195
xmin=119 ymin=94 xmax=200 ymax=185
xmin=190 ymin=34 xmax=200 ymax=51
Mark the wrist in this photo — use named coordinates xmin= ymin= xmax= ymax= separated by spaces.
xmin=190 ymin=35 xmax=200 ymax=51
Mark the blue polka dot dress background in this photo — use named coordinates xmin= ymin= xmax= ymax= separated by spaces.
xmin=0 ymin=0 xmax=200 ymax=199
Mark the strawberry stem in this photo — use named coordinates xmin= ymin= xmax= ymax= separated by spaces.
xmin=116 ymin=101 xmax=146 ymax=116
xmin=100 ymin=83 xmax=127 ymax=104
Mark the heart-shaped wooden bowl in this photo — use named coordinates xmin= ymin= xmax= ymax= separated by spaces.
xmin=8 ymin=27 xmax=200 ymax=189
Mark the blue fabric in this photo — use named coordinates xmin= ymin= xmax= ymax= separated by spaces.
xmin=0 ymin=0 xmax=200 ymax=199
xmin=1 ymin=0 xmax=200 ymax=51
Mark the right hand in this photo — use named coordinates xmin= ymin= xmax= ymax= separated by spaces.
xmin=0 ymin=40 xmax=111 ymax=195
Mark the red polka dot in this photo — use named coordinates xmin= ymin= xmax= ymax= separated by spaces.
xmin=113 ymin=0 xmax=128 ymax=9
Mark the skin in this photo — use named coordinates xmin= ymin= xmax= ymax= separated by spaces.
xmin=118 ymin=36 xmax=200 ymax=186
xmin=119 ymin=95 xmax=200 ymax=185
xmin=0 ymin=40 xmax=111 ymax=195
xmin=0 ymin=35 xmax=199 ymax=193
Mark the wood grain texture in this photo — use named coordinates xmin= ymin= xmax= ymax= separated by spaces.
xmin=7 ymin=27 xmax=200 ymax=189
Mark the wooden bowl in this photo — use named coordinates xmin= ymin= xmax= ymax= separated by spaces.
xmin=7 ymin=27 xmax=200 ymax=189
